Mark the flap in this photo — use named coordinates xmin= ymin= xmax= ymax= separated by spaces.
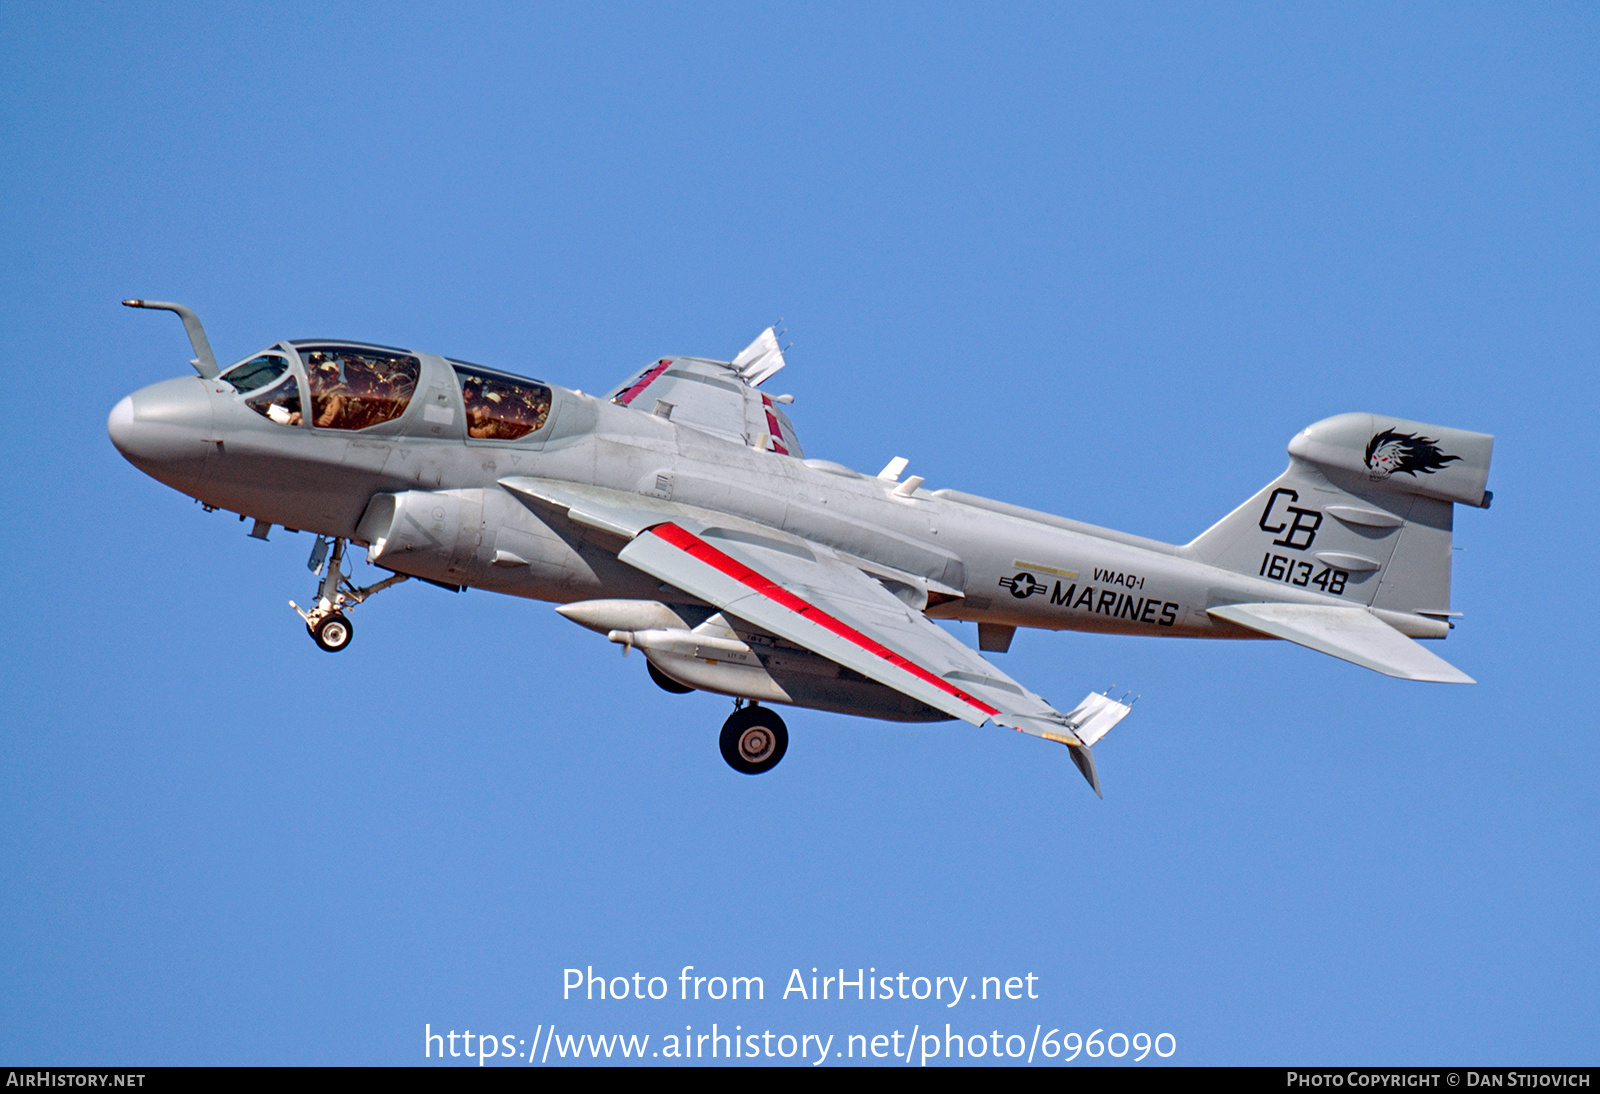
xmin=1208 ymin=602 xmax=1474 ymax=683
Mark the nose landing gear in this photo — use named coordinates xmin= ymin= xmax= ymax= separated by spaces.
xmin=290 ymin=536 xmax=409 ymax=652
xmin=310 ymin=612 xmax=354 ymax=652
xmin=719 ymin=702 xmax=789 ymax=775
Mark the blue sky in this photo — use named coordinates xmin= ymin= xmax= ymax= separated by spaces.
xmin=1 ymin=2 xmax=1595 ymax=1065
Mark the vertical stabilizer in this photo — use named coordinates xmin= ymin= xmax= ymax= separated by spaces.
xmin=1183 ymin=414 xmax=1493 ymax=626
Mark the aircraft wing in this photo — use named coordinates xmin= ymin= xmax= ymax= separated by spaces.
xmin=499 ymin=475 xmax=1131 ymax=794
xmin=604 ymin=328 xmax=803 ymax=456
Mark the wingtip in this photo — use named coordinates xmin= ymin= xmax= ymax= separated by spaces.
xmin=1067 ymin=744 xmax=1103 ymax=798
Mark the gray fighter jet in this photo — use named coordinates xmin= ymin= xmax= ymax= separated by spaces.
xmin=110 ymin=300 xmax=1494 ymax=794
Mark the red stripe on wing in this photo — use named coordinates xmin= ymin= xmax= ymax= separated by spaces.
xmin=647 ymin=523 xmax=999 ymax=718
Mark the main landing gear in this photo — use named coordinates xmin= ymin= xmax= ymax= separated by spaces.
xmin=289 ymin=536 xmax=409 ymax=653
xmin=719 ymin=701 xmax=789 ymax=775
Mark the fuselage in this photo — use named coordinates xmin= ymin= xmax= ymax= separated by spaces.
xmin=109 ymin=343 xmax=1375 ymax=645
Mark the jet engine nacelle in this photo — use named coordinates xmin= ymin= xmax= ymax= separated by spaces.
xmin=355 ymin=489 xmax=661 ymax=602
xmin=357 ymin=489 xmax=484 ymax=585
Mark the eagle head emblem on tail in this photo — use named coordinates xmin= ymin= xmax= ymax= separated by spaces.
xmin=1364 ymin=428 xmax=1461 ymax=481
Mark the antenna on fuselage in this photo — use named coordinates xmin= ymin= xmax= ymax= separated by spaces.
xmin=122 ymin=299 xmax=220 ymax=378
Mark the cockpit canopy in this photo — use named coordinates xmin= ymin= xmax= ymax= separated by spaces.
xmin=448 ymin=359 xmax=552 ymax=440
xmin=297 ymin=344 xmax=420 ymax=431
xmin=218 ymin=342 xmax=552 ymax=439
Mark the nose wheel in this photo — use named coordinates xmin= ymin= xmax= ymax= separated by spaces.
xmin=310 ymin=613 xmax=353 ymax=652
xmin=719 ymin=704 xmax=789 ymax=775
xmin=289 ymin=536 xmax=408 ymax=652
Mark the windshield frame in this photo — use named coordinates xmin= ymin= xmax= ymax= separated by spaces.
xmin=219 ymin=348 xmax=293 ymax=393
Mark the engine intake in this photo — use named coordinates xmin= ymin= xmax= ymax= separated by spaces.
xmin=356 ymin=490 xmax=483 ymax=583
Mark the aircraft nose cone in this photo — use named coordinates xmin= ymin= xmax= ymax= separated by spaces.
xmin=107 ymin=394 xmax=136 ymax=455
xmin=107 ymin=376 xmax=216 ymax=492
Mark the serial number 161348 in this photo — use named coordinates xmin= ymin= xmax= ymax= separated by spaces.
xmin=1259 ymin=552 xmax=1349 ymax=595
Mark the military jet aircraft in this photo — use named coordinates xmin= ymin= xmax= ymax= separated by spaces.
xmin=109 ymin=300 xmax=1494 ymax=795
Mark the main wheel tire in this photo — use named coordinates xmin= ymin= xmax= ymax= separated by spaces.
xmin=647 ymin=660 xmax=694 ymax=694
xmin=311 ymin=613 xmax=354 ymax=652
xmin=719 ymin=705 xmax=789 ymax=775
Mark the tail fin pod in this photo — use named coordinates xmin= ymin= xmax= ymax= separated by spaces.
xmin=1184 ymin=414 xmax=1493 ymax=623
xmin=1289 ymin=413 xmax=1493 ymax=509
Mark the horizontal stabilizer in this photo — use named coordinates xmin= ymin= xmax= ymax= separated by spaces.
xmin=1208 ymin=602 xmax=1474 ymax=683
